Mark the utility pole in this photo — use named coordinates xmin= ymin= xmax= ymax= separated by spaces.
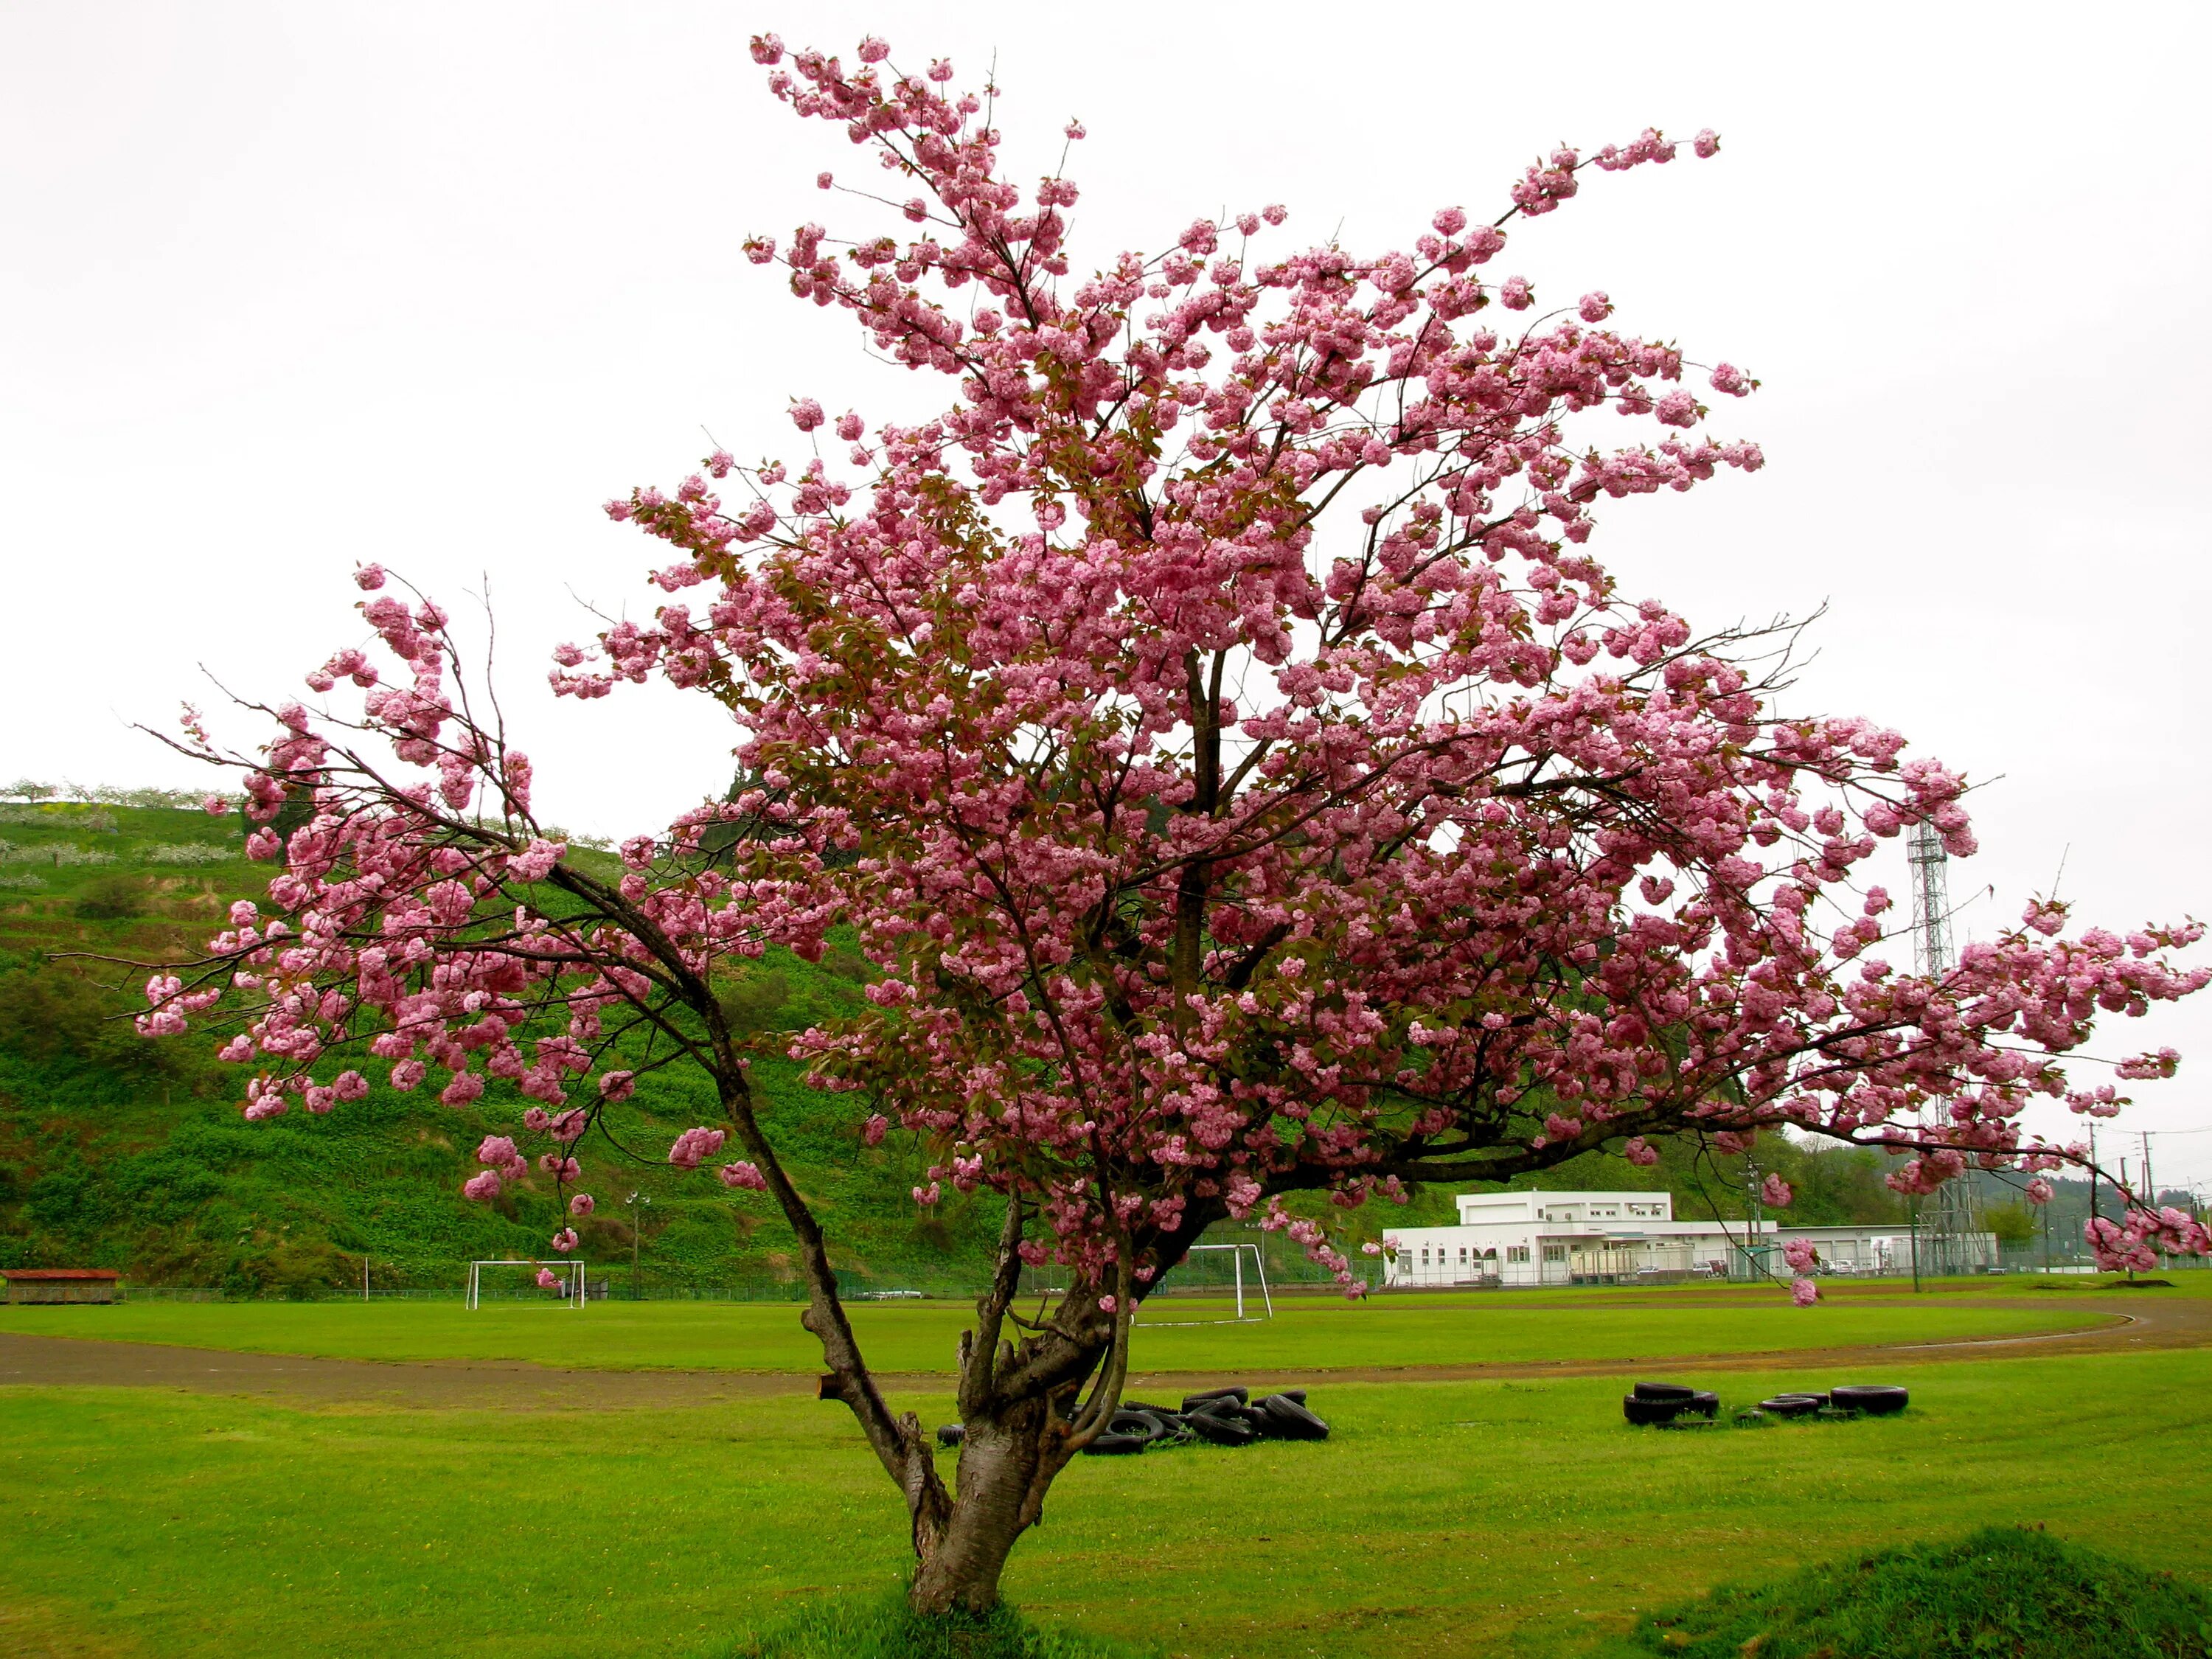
xmin=2087 ymin=1126 xmax=2101 ymax=1230
xmin=1907 ymin=820 xmax=1950 ymax=1295
xmin=1909 ymin=1196 xmax=1921 ymax=1294
xmin=627 ymin=1192 xmax=650 ymax=1300
xmin=1743 ymin=1154 xmax=1763 ymax=1281
xmin=363 ymin=1256 xmax=369 ymax=1303
xmin=2121 ymin=1157 xmax=2135 ymax=1282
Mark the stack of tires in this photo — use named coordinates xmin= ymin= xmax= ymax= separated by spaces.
xmin=1621 ymin=1381 xmax=1720 ymax=1425
xmin=1618 ymin=1380 xmax=1911 ymax=1426
xmin=938 ymin=1385 xmax=1329 ymax=1457
xmin=1755 ymin=1385 xmax=1909 ymax=1419
xmin=1086 ymin=1386 xmax=1332 ymax=1453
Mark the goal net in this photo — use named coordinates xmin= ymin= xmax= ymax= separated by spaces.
xmin=1139 ymin=1242 xmax=1273 ymax=1326
xmin=467 ymin=1259 xmax=585 ymax=1310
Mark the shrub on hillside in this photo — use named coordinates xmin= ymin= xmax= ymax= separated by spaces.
xmin=0 ymin=964 xmax=183 ymax=1077
xmin=720 ymin=968 xmax=795 ymax=1035
xmin=74 ymin=874 xmax=148 ymax=919
xmin=1613 ymin=1526 xmax=2212 ymax=1658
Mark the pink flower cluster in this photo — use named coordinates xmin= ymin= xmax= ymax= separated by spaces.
xmin=2087 ymin=1208 xmax=2211 ymax=1273
xmin=667 ymin=1127 xmax=727 ymax=1169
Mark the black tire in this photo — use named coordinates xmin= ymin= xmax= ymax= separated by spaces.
xmin=1623 ymin=1394 xmax=1688 ymax=1426
xmin=1258 ymin=1394 xmax=1331 ymax=1441
xmin=1121 ymin=1400 xmax=1178 ymax=1418
xmin=1829 ymin=1385 xmax=1908 ymax=1416
xmin=1632 ymin=1381 xmax=1696 ymax=1402
xmin=1082 ymin=1431 xmax=1149 ymax=1456
xmin=936 ymin=1423 xmax=965 ymax=1447
xmin=1110 ymin=1408 xmax=1169 ymax=1443
xmin=1181 ymin=1386 xmax=1249 ymax=1413
xmin=1185 ymin=1408 xmax=1258 ymax=1446
xmin=1757 ymin=1394 xmax=1823 ymax=1419
xmin=1687 ymin=1391 xmax=1719 ymax=1419
xmin=1277 ymin=1388 xmax=1307 ymax=1405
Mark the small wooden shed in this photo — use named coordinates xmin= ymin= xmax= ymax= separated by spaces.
xmin=1 ymin=1268 xmax=120 ymax=1305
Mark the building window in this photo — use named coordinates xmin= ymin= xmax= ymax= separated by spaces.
xmin=1543 ymin=1245 xmax=1567 ymax=1263
xmin=1458 ymin=1248 xmax=1468 ymax=1265
xmin=1507 ymin=1245 xmax=1529 ymax=1264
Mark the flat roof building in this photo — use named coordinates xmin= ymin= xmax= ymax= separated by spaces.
xmin=1385 ymin=1190 xmax=1772 ymax=1289
xmin=1381 ymin=1189 xmax=1996 ymax=1289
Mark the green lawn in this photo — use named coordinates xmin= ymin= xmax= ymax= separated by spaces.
xmin=3 ymin=1347 xmax=2206 ymax=1658
xmin=0 ymin=1286 xmax=2116 ymax=1374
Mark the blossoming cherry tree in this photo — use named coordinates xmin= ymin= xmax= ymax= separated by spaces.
xmin=143 ymin=35 xmax=2209 ymax=1615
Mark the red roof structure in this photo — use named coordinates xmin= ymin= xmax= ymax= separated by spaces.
xmin=1 ymin=1268 xmax=121 ymax=1303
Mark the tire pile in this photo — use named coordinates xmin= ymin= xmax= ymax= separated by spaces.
xmin=934 ymin=1385 xmax=1330 ymax=1457
xmin=1623 ymin=1379 xmax=1909 ymax=1426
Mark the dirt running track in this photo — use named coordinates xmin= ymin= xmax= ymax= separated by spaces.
xmin=1 ymin=1293 xmax=2205 ymax=1411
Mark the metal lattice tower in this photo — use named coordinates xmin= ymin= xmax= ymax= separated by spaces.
xmin=1907 ymin=819 xmax=1953 ymax=977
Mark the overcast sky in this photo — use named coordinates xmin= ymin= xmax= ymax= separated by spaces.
xmin=4 ymin=1 xmax=2208 ymax=1183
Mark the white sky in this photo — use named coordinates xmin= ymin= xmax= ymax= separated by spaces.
xmin=4 ymin=1 xmax=2208 ymax=1183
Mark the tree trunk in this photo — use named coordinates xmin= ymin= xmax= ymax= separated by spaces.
xmin=908 ymin=1395 xmax=1059 ymax=1615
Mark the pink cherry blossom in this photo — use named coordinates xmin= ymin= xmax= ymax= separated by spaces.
xmin=551 ymin=1228 xmax=579 ymax=1253
xmin=1790 ymin=1277 xmax=1820 ymax=1307
xmin=508 ymin=838 xmax=565 ymax=883
xmin=477 ymin=1135 xmax=528 ymax=1178
xmin=570 ymin=1193 xmax=596 ymax=1217
xmin=667 ymin=1126 xmax=726 ymax=1169
xmin=1761 ymin=1173 xmax=1793 ymax=1208
xmin=719 ymin=1161 xmax=769 ymax=1191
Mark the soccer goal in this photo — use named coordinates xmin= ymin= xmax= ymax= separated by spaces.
xmin=466 ymin=1259 xmax=585 ymax=1310
xmin=1139 ymin=1242 xmax=1273 ymax=1326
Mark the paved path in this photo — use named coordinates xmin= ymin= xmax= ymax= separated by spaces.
xmin=1 ymin=1293 xmax=2201 ymax=1411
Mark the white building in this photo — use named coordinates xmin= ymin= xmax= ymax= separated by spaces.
xmin=1380 ymin=1189 xmax=1999 ymax=1289
xmin=1382 ymin=1190 xmax=1772 ymax=1289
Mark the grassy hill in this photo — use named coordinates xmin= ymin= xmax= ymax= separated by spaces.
xmin=0 ymin=796 xmax=1956 ymax=1297
xmin=0 ymin=796 xmax=1015 ymax=1295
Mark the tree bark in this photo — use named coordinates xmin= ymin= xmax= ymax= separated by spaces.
xmin=909 ymin=1392 xmax=1064 ymax=1615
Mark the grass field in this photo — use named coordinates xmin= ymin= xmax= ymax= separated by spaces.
xmin=4 ymin=1343 xmax=2207 ymax=1659
xmin=0 ymin=1281 xmax=2124 ymax=1375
